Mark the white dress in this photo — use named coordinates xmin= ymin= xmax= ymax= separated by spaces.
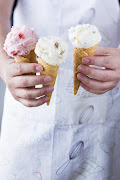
xmin=0 ymin=0 xmax=120 ymax=179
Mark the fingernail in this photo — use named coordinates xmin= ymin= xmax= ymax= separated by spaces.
xmin=78 ymin=65 xmax=85 ymax=72
xmin=44 ymin=76 xmax=52 ymax=83
xmin=48 ymin=86 xmax=54 ymax=92
xmin=35 ymin=65 xmax=43 ymax=72
xmin=44 ymin=96 xmax=49 ymax=102
xmin=82 ymin=58 xmax=89 ymax=63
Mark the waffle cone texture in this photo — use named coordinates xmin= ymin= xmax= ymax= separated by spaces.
xmin=37 ymin=58 xmax=59 ymax=106
xmin=14 ymin=50 xmax=36 ymax=63
xmin=73 ymin=43 xmax=98 ymax=95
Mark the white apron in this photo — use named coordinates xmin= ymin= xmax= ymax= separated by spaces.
xmin=0 ymin=0 xmax=120 ymax=179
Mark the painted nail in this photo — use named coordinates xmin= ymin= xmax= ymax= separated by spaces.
xmin=44 ymin=96 xmax=49 ymax=102
xmin=78 ymin=65 xmax=85 ymax=72
xmin=44 ymin=76 xmax=52 ymax=83
xmin=48 ymin=86 xmax=54 ymax=92
xmin=36 ymin=65 xmax=43 ymax=72
xmin=82 ymin=58 xmax=89 ymax=63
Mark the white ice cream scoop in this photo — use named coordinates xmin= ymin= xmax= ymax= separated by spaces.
xmin=68 ymin=24 xmax=102 ymax=49
xmin=35 ymin=36 xmax=68 ymax=66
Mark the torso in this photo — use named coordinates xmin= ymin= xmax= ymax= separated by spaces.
xmin=1 ymin=1 xmax=120 ymax=179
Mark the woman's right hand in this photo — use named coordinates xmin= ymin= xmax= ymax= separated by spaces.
xmin=2 ymin=58 xmax=54 ymax=107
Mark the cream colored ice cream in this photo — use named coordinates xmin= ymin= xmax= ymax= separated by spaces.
xmin=35 ymin=36 xmax=68 ymax=66
xmin=35 ymin=36 xmax=68 ymax=105
xmin=68 ymin=24 xmax=101 ymax=49
xmin=68 ymin=24 xmax=101 ymax=95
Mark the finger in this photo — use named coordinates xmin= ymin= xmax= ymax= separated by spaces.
xmin=18 ymin=96 xmax=49 ymax=107
xmin=10 ymin=62 xmax=43 ymax=77
xmin=77 ymin=73 xmax=117 ymax=91
xmin=12 ymin=75 xmax=52 ymax=88
xmin=78 ymin=65 xmax=117 ymax=82
xmin=82 ymin=56 xmax=118 ymax=70
xmin=16 ymin=86 xmax=54 ymax=99
xmin=94 ymin=47 xmax=119 ymax=56
xmin=80 ymin=82 xmax=108 ymax=95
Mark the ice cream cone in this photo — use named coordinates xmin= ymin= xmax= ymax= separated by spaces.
xmin=73 ymin=43 xmax=98 ymax=95
xmin=14 ymin=50 xmax=36 ymax=63
xmin=37 ymin=58 xmax=59 ymax=106
xmin=14 ymin=50 xmax=36 ymax=75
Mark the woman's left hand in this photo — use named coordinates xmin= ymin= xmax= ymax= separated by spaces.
xmin=77 ymin=47 xmax=120 ymax=94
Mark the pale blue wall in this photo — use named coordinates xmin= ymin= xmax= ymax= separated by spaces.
xmin=0 ymin=78 xmax=6 ymax=133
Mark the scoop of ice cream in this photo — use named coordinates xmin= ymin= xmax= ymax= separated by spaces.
xmin=68 ymin=24 xmax=101 ymax=49
xmin=3 ymin=25 xmax=38 ymax=57
xmin=35 ymin=36 xmax=68 ymax=66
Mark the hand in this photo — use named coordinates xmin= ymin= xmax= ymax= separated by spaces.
xmin=2 ymin=59 xmax=54 ymax=107
xmin=77 ymin=47 xmax=120 ymax=94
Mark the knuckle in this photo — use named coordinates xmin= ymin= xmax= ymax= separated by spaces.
xmin=40 ymin=89 xmax=45 ymax=96
xmin=16 ymin=63 xmax=22 ymax=74
xmin=37 ymin=89 xmax=42 ymax=96
xmin=84 ymin=77 xmax=90 ymax=85
xmin=35 ymin=76 xmax=40 ymax=84
xmin=22 ymin=78 xmax=27 ymax=87
xmin=38 ymin=88 xmax=48 ymax=96
xmin=40 ymin=76 xmax=45 ymax=84
xmin=82 ymin=76 xmax=89 ymax=85
xmin=86 ymin=67 xmax=92 ymax=76
xmin=24 ymin=92 xmax=31 ymax=100
xmin=103 ymin=73 xmax=109 ymax=81
xmin=103 ymin=56 xmax=110 ymax=65
xmin=31 ymin=65 xmax=35 ymax=72
xmin=90 ymin=58 xmax=95 ymax=65
xmin=102 ymin=48 xmax=110 ymax=56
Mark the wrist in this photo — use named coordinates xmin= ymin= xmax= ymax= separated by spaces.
xmin=0 ymin=55 xmax=12 ymax=83
xmin=0 ymin=59 xmax=7 ymax=82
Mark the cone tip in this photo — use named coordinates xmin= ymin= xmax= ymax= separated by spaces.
xmin=47 ymin=101 xmax=50 ymax=106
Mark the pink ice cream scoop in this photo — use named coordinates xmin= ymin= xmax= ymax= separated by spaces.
xmin=3 ymin=25 xmax=38 ymax=57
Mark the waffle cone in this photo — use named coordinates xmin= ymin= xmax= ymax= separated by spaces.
xmin=14 ymin=50 xmax=36 ymax=63
xmin=14 ymin=50 xmax=36 ymax=75
xmin=37 ymin=58 xmax=59 ymax=106
xmin=73 ymin=43 xmax=98 ymax=95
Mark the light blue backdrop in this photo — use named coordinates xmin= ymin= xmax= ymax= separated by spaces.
xmin=0 ymin=78 xmax=5 ymax=134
